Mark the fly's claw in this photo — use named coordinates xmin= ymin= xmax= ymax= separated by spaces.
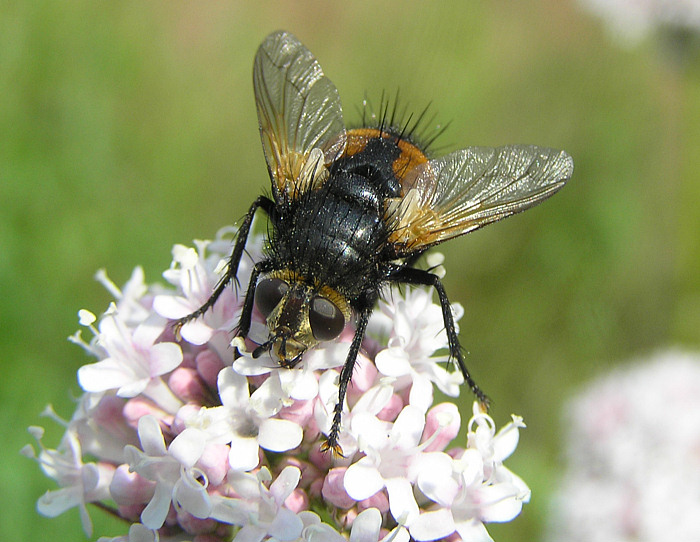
xmin=172 ymin=319 xmax=186 ymax=342
xmin=320 ymin=434 xmax=345 ymax=458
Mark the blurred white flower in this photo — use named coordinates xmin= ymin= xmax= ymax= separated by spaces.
xmin=579 ymin=0 xmax=700 ymax=45
xmin=95 ymin=266 xmax=151 ymax=326
xmin=547 ymin=349 xmax=700 ymax=542
xmin=22 ymin=428 xmax=114 ymax=537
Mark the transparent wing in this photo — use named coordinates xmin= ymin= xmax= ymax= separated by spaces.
xmin=386 ymin=145 xmax=573 ymax=253
xmin=253 ymin=31 xmax=346 ymax=200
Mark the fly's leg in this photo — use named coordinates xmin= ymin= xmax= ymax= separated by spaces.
xmin=233 ymin=259 xmax=276 ymax=344
xmin=388 ymin=266 xmax=490 ymax=409
xmin=173 ymin=196 xmax=275 ymax=336
xmin=320 ymin=306 xmax=373 ymax=456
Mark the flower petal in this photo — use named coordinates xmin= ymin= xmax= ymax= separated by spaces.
xmin=477 ymin=483 xmax=525 ymax=523
xmin=375 ymin=348 xmax=412 ymax=377
xmin=37 ymin=487 xmax=82 ymax=517
xmin=454 ymin=517 xmax=493 ymax=542
xmin=385 ymin=477 xmax=419 ymax=525
xmin=349 ymin=507 xmax=382 ymax=542
xmin=147 ymin=342 xmax=183 ymax=376
xmin=228 ymin=435 xmax=260 ymax=471
xmin=137 ymin=416 xmax=166 ymax=457
xmin=409 ymin=509 xmax=456 ymax=541
xmin=415 ymin=452 xmax=458 ymax=507
xmin=493 ymin=415 xmax=524 ymax=461
xmin=344 ymin=460 xmax=384 ymax=501
xmin=391 ymin=406 xmax=425 ymax=449
xmin=168 ymin=428 xmax=206 ymax=467
xmin=268 ymin=507 xmax=304 ymax=541
xmin=218 ymin=367 xmax=250 ymax=408
xmin=258 ymin=419 xmax=303 ymax=452
xmin=78 ymin=359 xmax=138 ymax=393
xmin=140 ymin=482 xmax=172 ymax=530
xmin=270 ymin=466 xmax=301 ymax=503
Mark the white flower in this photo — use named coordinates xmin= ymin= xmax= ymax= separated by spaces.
xmin=410 ymin=405 xmax=530 ymax=542
xmin=344 ymin=405 xmax=432 ymax=525
xmin=153 ymin=227 xmax=260 ymax=351
xmin=77 ymin=309 xmax=183 ymax=412
xmin=70 ymin=392 xmax=138 ymax=464
xmin=22 ymin=428 xmax=114 ymax=537
xmin=302 ymin=507 xmax=409 ymax=542
xmin=234 ymin=340 xmax=350 ymax=402
xmin=210 ymin=466 xmax=304 ymax=541
xmin=186 ymin=367 xmax=303 ymax=471
xmin=373 ymin=287 xmax=464 ymax=402
xmin=123 ymin=415 xmax=210 ymax=530
xmin=94 ymin=266 xmax=151 ymax=326
xmin=97 ymin=523 xmax=156 ymax=542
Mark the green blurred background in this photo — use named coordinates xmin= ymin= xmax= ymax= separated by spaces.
xmin=2 ymin=1 xmax=699 ymax=540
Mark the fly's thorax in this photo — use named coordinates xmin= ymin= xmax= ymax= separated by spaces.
xmin=341 ymin=128 xmax=429 ymax=185
xmin=253 ymin=270 xmax=352 ymax=367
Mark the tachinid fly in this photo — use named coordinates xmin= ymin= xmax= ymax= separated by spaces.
xmin=175 ymin=31 xmax=574 ymax=455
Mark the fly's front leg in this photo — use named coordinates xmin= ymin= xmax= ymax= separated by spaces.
xmin=174 ymin=196 xmax=275 ymax=336
xmin=389 ymin=265 xmax=490 ymax=409
xmin=234 ymin=259 xmax=276 ymax=344
xmin=320 ymin=306 xmax=373 ymax=456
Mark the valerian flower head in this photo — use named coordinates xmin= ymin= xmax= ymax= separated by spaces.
xmin=547 ymin=350 xmax=700 ymax=542
xmin=26 ymin=226 xmax=530 ymax=541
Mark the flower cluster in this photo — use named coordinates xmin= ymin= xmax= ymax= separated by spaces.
xmin=24 ymin=226 xmax=530 ymax=542
xmin=546 ymin=350 xmax=700 ymax=542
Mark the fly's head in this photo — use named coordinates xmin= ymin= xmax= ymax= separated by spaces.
xmin=253 ymin=271 xmax=351 ymax=367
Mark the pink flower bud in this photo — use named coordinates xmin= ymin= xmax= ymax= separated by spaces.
xmin=308 ymin=476 xmax=324 ymax=500
xmin=279 ymin=398 xmax=314 ymax=427
xmin=322 ymin=467 xmax=356 ymax=509
xmin=377 ymin=393 xmax=404 ymax=422
xmin=123 ymin=398 xmax=173 ymax=431
xmin=195 ymin=350 xmax=225 ymax=389
xmin=422 ymin=402 xmax=461 ymax=452
xmin=169 ymin=367 xmax=207 ymax=403
xmin=308 ymin=442 xmax=332 ymax=472
xmin=358 ymin=490 xmax=389 ymax=514
xmin=285 ymin=488 xmax=309 ymax=513
xmin=110 ymin=464 xmax=155 ymax=505
xmin=198 ymin=443 xmax=230 ymax=486
xmin=177 ymin=509 xmax=218 ymax=534
xmin=117 ymin=503 xmax=144 ymax=522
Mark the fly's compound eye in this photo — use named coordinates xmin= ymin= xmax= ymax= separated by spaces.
xmin=309 ymin=296 xmax=345 ymax=341
xmin=255 ymin=278 xmax=289 ymax=317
